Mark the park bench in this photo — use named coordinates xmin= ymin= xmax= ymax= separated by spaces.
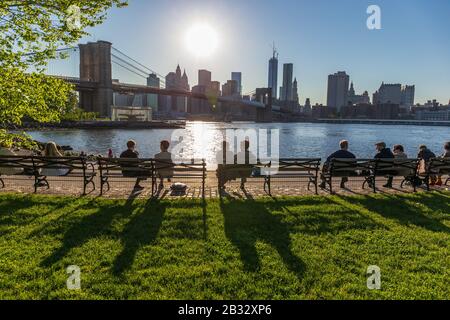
xmin=370 ymin=158 xmax=420 ymax=192
xmin=153 ymin=158 xmax=207 ymax=198
xmin=0 ymin=155 xmax=35 ymax=189
xmin=97 ymin=157 xmax=152 ymax=195
xmin=323 ymin=158 xmax=373 ymax=194
xmin=324 ymin=158 xmax=420 ymax=193
xmin=423 ymin=158 xmax=450 ymax=190
xmin=0 ymin=156 xmax=96 ymax=195
xmin=217 ymin=161 xmax=268 ymax=193
xmin=263 ymin=158 xmax=321 ymax=195
xmin=98 ymin=157 xmax=206 ymax=197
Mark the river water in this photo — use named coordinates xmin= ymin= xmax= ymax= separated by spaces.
xmin=27 ymin=122 xmax=449 ymax=168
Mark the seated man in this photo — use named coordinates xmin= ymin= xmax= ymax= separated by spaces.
xmin=320 ymin=140 xmax=356 ymax=189
xmin=235 ymin=140 xmax=257 ymax=190
xmin=120 ymin=140 xmax=145 ymax=190
xmin=371 ymin=141 xmax=395 ymax=188
xmin=154 ymin=140 xmax=174 ymax=189
xmin=216 ymin=141 xmax=236 ymax=191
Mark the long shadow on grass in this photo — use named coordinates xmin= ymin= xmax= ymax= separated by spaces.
xmin=220 ymin=197 xmax=306 ymax=278
xmin=112 ymin=198 xmax=208 ymax=275
xmin=341 ymin=193 xmax=450 ymax=233
xmin=112 ymin=199 xmax=166 ymax=275
xmin=40 ymin=194 xmax=141 ymax=267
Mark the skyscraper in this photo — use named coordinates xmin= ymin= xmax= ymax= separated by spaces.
xmin=280 ymin=63 xmax=293 ymax=101
xmin=164 ymin=64 xmax=190 ymax=113
xmin=198 ymin=69 xmax=212 ymax=87
xmin=231 ymin=72 xmax=242 ymax=96
xmin=327 ymin=71 xmax=350 ymax=111
xmin=146 ymin=73 xmax=160 ymax=111
xmin=268 ymin=46 xmax=278 ymax=100
xmin=293 ymin=77 xmax=299 ymax=103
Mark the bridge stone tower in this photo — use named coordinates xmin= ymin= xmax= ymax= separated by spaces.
xmin=79 ymin=41 xmax=113 ymax=118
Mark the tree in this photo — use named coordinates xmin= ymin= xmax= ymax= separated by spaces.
xmin=0 ymin=0 xmax=127 ymax=147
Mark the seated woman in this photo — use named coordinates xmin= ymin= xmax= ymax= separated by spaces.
xmin=40 ymin=142 xmax=71 ymax=177
xmin=436 ymin=141 xmax=450 ymax=186
xmin=154 ymin=140 xmax=174 ymax=189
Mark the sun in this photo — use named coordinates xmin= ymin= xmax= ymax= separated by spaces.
xmin=185 ymin=23 xmax=219 ymax=58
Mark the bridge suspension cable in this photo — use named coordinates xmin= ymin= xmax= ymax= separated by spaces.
xmin=111 ymin=46 xmax=167 ymax=83
xmin=111 ymin=54 xmax=149 ymax=78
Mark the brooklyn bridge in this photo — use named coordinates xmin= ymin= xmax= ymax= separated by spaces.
xmin=41 ymin=40 xmax=273 ymax=122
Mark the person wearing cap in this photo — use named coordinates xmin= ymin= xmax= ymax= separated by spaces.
xmin=370 ymin=142 xmax=395 ymax=188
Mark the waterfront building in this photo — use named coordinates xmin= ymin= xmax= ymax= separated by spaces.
xmin=222 ymin=80 xmax=239 ymax=98
xmin=231 ymin=72 xmax=242 ymax=96
xmin=268 ymin=47 xmax=279 ymax=100
xmin=347 ymin=82 xmax=370 ymax=105
xmin=198 ymin=69 xmax=212 ymax=87
xmin=189 ymin=71 xmax=221 ymax=115
xmin=164 ymin=65 xmax=190 ymax=114
xmin=280 ymin=63 xmax=294 ymax=101
xmin=415 ymin=109 xmax=450 ymax=121
xmin=146 ymin=73 xmax=160 ymax=112
xmin=293 ymin=78 xmax=299 ymax=103
xmin=327 ymin=71 xmax=350 ymax=112
xmin=372 ymin=83 xmax=402 ymax=105
xmin=401 ymin=85 xmax=415 ymax=107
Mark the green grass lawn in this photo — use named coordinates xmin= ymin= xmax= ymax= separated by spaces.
xmin=0 ymin=192 xmax=449 ymax=300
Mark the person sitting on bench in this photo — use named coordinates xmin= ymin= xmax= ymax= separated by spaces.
xmin=235 ymin=140 xmax=257 ymax=190
xmin=154 ymin=140 xmax=174 ymax=189
xmin=216 ymin=141 xmax=236 ymax=192
xmin=368 ymin=142 xmax=395 ymax=189
xmin=418 ymin=145 xmax=437 ymax=186
xmin=319 ymin=140 xmax=356 ymax=189
xmin=40 ymin=142 xmax=71 ymax=177
xmin=120 ymin=140 xmax=145 ymax=190
xmin=436 ymin=142 xmax=450 ymax=186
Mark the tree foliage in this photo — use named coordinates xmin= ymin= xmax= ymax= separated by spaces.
xmin=0 ymin=0 xmax=128 ymax=69
xmin=0 ymin=0 xmax=127 ymax=136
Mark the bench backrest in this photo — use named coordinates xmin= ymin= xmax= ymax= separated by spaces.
xmin=330 ymin=159 xmax=373 ymax=176
xmin=268 ymin=158 xmax=321 ymax=175
xmin=98 ymin=157 xmax=152 ymax=176
xmin=0 ymin=156 xmax=35 ymax=175
xmin=374 ymin=159 xmax=419 ymax=177
xmin=33 ymin=156 xmax=90 ymax=170
xmin=154 ymin=158 xmax=206 ymax=177
xmin=98 ymin=158 xmax=206 ymax=177
xmin=428 ymin=158 xmax=450 ymax=174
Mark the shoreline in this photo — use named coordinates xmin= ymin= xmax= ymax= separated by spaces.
xmin=9 ymin=118 xmax=449 ymax=132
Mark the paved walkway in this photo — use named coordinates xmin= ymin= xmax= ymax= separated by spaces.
xmin=1 ymin=172 xmax=448 ymax=199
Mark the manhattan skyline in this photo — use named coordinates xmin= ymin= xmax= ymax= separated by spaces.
xmin=79 ymin=0 xmax=450 ymax=105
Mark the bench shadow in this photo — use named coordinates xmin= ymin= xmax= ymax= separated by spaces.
xmin=220 ymin=197 xmax=306 ymax=279
xmin=112 ymin=198 xmax=166 ymax=276
xmin=341 ymin=193 xmax=450 ymax=233
xmin=40 ymin=192 xmax=141 ymax=268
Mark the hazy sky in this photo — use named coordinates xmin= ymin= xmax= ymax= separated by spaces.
xmin=80 ymin=0 xmax=450 ymax=105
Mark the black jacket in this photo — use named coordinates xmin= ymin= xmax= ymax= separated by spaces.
xmin=375 ymin=148 xmax=394 ymax=159
xmin=326 ymin=150 xmax=356 ymax=164
xmin=418 ymin=148 xmax=436 ymax=161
